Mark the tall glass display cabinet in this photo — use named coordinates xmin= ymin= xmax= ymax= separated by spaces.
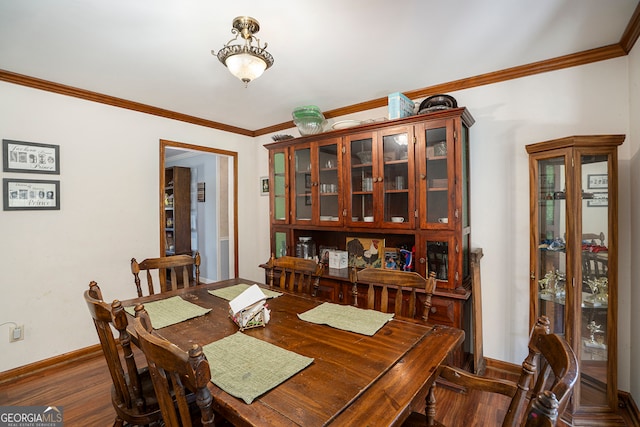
xmin=526 ymin=134 xmax=624 ymax=425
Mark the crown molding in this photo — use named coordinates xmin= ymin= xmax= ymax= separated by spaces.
xmin=0 ymin=69 xmax=254 ymax=137
xmin=621 ymin=1 xmax=640 ymax=53
xmin=253 ymin=43 xmax=627 ymax=136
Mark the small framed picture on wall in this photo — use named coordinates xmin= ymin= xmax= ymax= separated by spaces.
xmin=3 ymin=139 xmax=60 ymax=174
xmin=260 ymin=176 xmax=269 ymax=196
xmin=3 ymin=178 xmax=60 ymax=210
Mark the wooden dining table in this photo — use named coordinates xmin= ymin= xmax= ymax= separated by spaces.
xmin=121 ymin=278 xmax=464 ymax=427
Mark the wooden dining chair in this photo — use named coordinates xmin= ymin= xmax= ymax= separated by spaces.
xmin=131 ymin=251 xmax=201 ymax=297
xmin=352 ymin=268 xmax=437 ymax=322
xmin=132 ymin=304 xmax=216 ymax=427
xmin=404 ymin=315 xmax=579 ymax=427
xmin=264 ymin=254 xmax=324 ymax=296
xmin=83 ymin=281 xmax=163 ymax=427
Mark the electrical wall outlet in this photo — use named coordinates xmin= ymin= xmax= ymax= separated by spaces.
xmin=9 ymin=325 xmax=24 ymax=342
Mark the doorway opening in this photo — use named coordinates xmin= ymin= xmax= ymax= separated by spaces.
xmin=160 ymin=139 xmax=239 ymax=281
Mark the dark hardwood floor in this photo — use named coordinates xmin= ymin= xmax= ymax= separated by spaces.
xmin=0 ymin=350 xmax=636 ymax=426
xmin=0 ymin=351 xmax=119 ymax=426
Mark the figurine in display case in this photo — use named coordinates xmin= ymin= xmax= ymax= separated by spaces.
xmin=586 ymin=320 xmax=603 ymax=345
xmin=539 ymin=269 xmax=566 ymax=301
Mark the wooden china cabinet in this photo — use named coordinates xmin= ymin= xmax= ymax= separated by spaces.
xmin=266 ymin=107 xmax=477 ymax=368
xmin=526 ymin=135 xmax=624 ymax=425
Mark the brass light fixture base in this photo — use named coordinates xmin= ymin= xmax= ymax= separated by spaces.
xmin=232 ymin=16 xmax=260 ymax=40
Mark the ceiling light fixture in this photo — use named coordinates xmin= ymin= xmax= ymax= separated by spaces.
xmin=212 ymin=16 xmax=274 ymax=87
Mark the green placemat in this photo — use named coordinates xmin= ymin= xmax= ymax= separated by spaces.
xmin=203 ymin=332 xmax=313 ymax=404
xmin=125 ymin=296 xmax=211 ymax=329
xmin=298 ymin=302 xmax=394 ymax=336
xmin=208 ymin=283 xmax=282 ymax=301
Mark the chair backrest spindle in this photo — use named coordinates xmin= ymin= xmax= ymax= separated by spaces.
xmin=264 ymin=254 xmax=323 ymax=297
xmin=353 ymin=268 xmax=436 ymax=322
xmin=131 ymin=252 xmax=200 ymax=297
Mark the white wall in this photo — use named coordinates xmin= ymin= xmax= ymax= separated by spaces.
xmin=0 ymin=81 xmax=264 ymax=371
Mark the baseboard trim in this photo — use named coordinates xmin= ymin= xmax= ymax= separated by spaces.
xmin=0 ymin=344 xmax=103 ymax=386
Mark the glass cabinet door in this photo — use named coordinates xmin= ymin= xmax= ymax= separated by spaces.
xmin=272 ymin=229 xmax=289 ymax=258
xmin=579 ymin=153 xmax=610 ymax=408
xmin=420 ymin=234 xmax=465 ymax=289
xmin=426 ymin=239 xmax=450 ymax=281
xmin=535 ymin=155 xmax=568 ymax=336
xmin=346 ymin=128 xmax=413 ymax=227
xmin=318 ymin=139 xmax=341 ymax=224
xmin=271 ymin=149 xmax=288 ymax=223
xmin=381 ymin=128 xmax=414 ymax=226
xmin=292 ymin=145 xmax=312 ymax=223
xmin=347 ymin=133 xmax=375 ymax=225
xmin=419 ymin=121 xmax=454 ymax=227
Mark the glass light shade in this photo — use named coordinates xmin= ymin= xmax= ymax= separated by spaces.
xmin=225 ymin=53 xmax=267 ymax=83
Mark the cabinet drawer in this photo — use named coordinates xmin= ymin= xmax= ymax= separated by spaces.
xmin=428 ymin=296 xmax=456 ymax=326
xmin=316 ymin=283 xmax=339 ymax=301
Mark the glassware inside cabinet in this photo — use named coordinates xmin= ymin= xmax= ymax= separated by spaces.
xmin=382 ymin=132 xmax=410 ymax=223
xmin=580 ymin=154 xmax=609 ymax=406
xmin=318 ymin=143 xmax=340 ymax=222
xmin=536 ymin=157 xmax=567 ymax=335
xmin=294 ymin=147 xmax=312 ymax=221
xmin=273 ymin=152 xmax=287 ymax=221
xmin=425 ymin=127 xmax=449 ymax=223
xmin=350 ymin=137 xmax=374 ymax=223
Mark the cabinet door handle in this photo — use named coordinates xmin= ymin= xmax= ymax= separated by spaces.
xmin=377 ymin=177 xmax=383 ymax=182
xmin=419 ymin=257 xmax=426 ymax=264
xmin=420 ymin=174 xmax=426 ymax=180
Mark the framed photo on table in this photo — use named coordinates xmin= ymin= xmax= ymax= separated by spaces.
xmin=2 ymin=139 xmax=60 ymax=174
xmin=381 ymin=247 xmax=401 ymax=270
xmin=3 ymin=178 xmax=60 ymax=210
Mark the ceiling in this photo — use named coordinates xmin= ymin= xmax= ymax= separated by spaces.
xmin=1 ymin=0 xmax=638 ymax=134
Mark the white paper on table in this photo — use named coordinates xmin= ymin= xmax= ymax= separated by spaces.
xmin=229 ymin=284 xmax=268 ymax=316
